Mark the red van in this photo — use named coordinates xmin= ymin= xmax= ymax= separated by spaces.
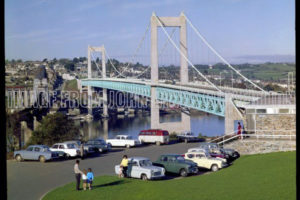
xmin=138 ymin=129 xmax=169 ymax=145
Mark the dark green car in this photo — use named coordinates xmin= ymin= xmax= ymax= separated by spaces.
xmin=153 ymin=154 xmax=198 ymax=177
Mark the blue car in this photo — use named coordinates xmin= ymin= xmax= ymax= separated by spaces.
xmin=14 ymin=145 xmax=60 ymax=163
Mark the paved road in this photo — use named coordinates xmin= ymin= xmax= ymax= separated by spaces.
xmin=7 ymin=142 xmax=201 ymax=200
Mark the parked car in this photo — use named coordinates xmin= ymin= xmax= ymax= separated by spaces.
xmin=177 ymin=131 xmax=199 ymax=143
xmin=14 ymin=145 xmax=59 ymax=163
xmin=64 ymin=140 xmax=95 ymax=154
xmin=153 ymin=154 xmax=198 ymax=177
xmin=188 ymin=147 xmax=228 ymax=160
xmin=184 ymin=151 xmax=227 ymax=172
xmin=198 ymin=142 xmax=239 ymax=160
xmin=188 ymin=147 xmax=227 ymax=162
xmin=85 ymin=138 xmax=111 ymax=153
xmin=106 ymin=135 xmax=141 ymax=148
xmin=115 ymin=157 xmax=165 ymax=180
xmin=50 ymin=143 xmax=80 ymax=158
xmin=138 ymin=129 xmax=169 ymax=145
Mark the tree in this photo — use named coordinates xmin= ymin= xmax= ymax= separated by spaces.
xmin=65 ymin=63 xmax=75 ymax=71
xmin=29 ymin=113 xmax=79 ymax=146
xmin=73 ymin=57 xmax=79 ymax=63
xmin=43 ymin=58 xmax=48 ymax=63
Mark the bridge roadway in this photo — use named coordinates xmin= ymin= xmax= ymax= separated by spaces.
xmin=81 ymin=78 xmax=265 ymax=103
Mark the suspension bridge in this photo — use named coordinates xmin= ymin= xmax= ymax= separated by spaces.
xmin=79 ymin=12 xmax=286 ymax=134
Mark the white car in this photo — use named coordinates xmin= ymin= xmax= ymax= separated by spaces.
xmin=184 ymin=151 xmax=227 ymax=172
xmin=106 ymin=135 xmax=141 ymax=148
xmin=50 ymin=143 xmax=80 ymax=158
xmin=115 ymin=157 xmax=165 ymax=180
xmin=188 ymin=147 xmax=227 ymax=163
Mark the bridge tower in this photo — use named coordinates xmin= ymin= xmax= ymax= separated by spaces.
xmin=150 ymin=12 xmax=191 ymax=133
xmin=87 ymin=45 xmax=109 ymax=118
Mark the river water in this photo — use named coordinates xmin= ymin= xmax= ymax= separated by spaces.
xmin=75 ymin=111 xmax=224 ymax=140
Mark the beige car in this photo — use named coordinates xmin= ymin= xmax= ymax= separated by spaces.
xmin=184 ymin=151 xmax=227 ymax=172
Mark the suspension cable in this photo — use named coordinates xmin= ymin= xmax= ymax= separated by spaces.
xmin=154 ymin=14 xmax=223 ymax=93
xmin=90 ymin=52 xmax=102 ymax=76
xmin=184 ymin=14 xmax=267 ymax=93
xmin=114 ymin=22 xmax=151 ymax=77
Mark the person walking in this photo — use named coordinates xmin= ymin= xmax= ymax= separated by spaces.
xmin=120 ymin=155 xmax=128 ymax=177
xmin=74 ymin=160 xmax=83 ymax=190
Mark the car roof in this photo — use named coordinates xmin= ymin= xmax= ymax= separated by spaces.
xmin=160 ymin=154 xmax=180 ymax=157
xmin=88 ymin=138 xmax=104 ymax=141
xmin=52 ymin=143 xmax=65 ymax=145
xmin=28 ymin=145 xmax=48 ymax=148
xmin=116 ymin=135 xmax=130 ymax=137
xmin=129 ymin=157 xmax=150 ymax=161
xmin=199 ymin=142 xmax=217 ymax=145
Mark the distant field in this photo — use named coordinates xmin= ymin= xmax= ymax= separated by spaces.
xmin=43 ymin=151 xmax=296 ymax=200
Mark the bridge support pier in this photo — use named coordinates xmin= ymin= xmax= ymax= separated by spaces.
xmin=102 ymin=88 xmax=109 ymax=118
xmin=225 ymin=94 xmax=244 ymax=135
xmin=150 ymin=87 xmax=191 ymax=133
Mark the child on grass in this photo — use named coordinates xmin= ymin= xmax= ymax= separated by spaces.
xmin=87 ymin=168 xmax=94 ymax=190
xmin=82 ymin=169 xmax=88 ymax=190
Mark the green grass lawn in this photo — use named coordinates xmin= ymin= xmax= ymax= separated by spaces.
xmin=43 ymin=151 xmax=296 ymax=200
xmin=63 ymin=79 xmax=78 ymax=91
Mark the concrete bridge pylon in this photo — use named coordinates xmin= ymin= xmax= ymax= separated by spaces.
xmin=150 ymin=12 xmax=191 ymax=133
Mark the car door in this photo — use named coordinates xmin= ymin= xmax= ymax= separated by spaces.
xmin=168 ymin=156 xmax=178 ymax=173
xmin=58 ymin=144 xmax=66 ymax=154
xmin=128 ymin=160 xmax=139 ymax=178
xmin=33 ymin=147 xmax=41 ymax=160
xmin=159 ymin=156 xmax=169 ymax=170
xmin=23 ymin=146 xmax=34 ymax=159
xmin=196 ymin=153 xmax=209 ymax=169
xmin=114 ymin=136 xmax=122 ymax=146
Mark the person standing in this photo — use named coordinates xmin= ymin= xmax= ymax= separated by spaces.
xmin=237 ymin=122 xmax=242 ymax=139
xmin=120 ymin=155 xmax=128 ymax=177
xmin=74 ymin=160 xmax=83 ymax=190
xmin=87 ymin=168 xmax=94 ymax=190
xmin=80 ymin=142 xmax=85 ymax=160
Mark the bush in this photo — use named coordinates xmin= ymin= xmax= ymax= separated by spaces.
xmin=169 ymin=132 xmax=178 ymax=141
xmin=28 ymin=113 xmax=79 ymax=146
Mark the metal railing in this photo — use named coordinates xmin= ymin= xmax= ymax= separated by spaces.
xmin=217 ymin=133 xmax=296 ymax=146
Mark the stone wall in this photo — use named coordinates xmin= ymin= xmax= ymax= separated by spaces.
xmin=254 ymin=114 xmax=296 ymax=135
xmin=223 ymin=138 xmax=296 ymax=155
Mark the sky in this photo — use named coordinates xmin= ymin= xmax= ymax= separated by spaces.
xmin=5 ymin=0 xmax=295 ymax=63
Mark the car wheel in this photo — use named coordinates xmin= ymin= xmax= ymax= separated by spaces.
xmin=180 ymin=169 xmax=188 ymax=177
xmin=233 ymin=152 xmax=240 ymax=158
xmin=64 ymin=153 xmax=70 ymax=159
xmin=15 ymin=155 xmax=22 ymax=162
xmin=141 ymin=174 xmax=148 ymax=181
xmin=126 ymin=144 xmax=131 ymax=148
xmin=39 ymin=156 xmax=46 ymax=163
xmin=211 ymin=164 xmax=219 ymax=172
xmin=156 ymin=141 xmax=161 ymax=146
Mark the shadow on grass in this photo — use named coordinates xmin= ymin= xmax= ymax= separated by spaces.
xmin=93 ymin=180 xmax=128 ymax=188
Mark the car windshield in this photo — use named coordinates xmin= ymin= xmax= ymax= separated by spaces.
xmin=176 ymin=156 xmax=185 ymax=161
xmin=139 ymin=160 xmax=152 ymax=167
xmin=43 ymin=147 xmax=50 ymax=152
